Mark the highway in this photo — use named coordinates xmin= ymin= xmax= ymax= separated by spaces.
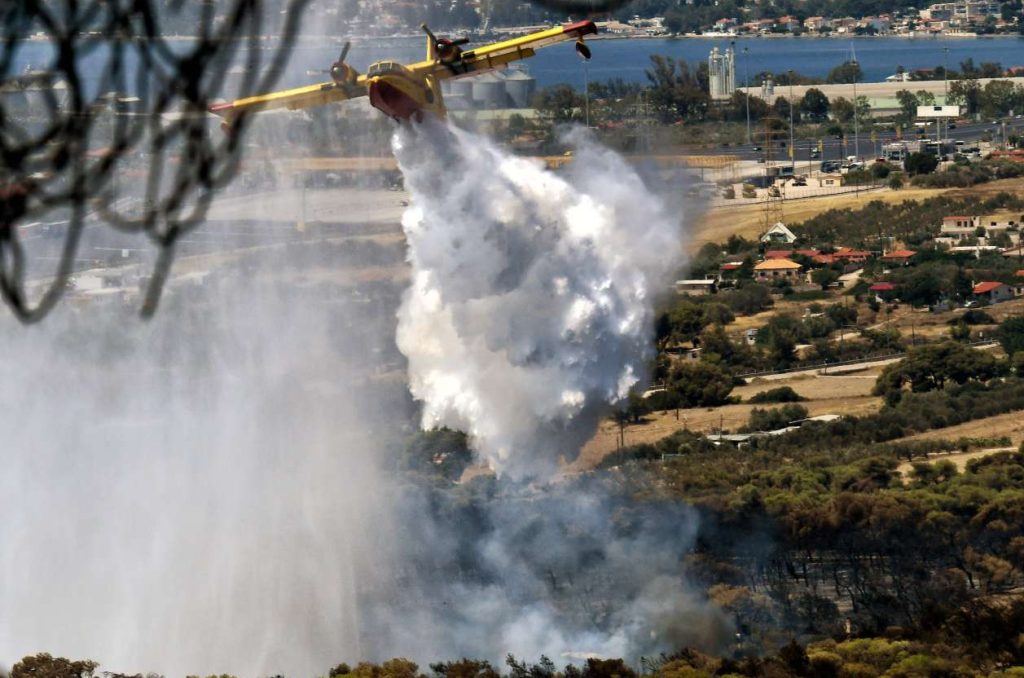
xmin=703 ymin=115 xmax=1024 ymax=164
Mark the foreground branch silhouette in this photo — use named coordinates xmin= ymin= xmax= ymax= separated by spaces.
xmin=0 ymin=0 xmax=307 ymax=322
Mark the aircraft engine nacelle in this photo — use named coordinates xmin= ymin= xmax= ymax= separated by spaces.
xmin=330 ymin=62 xmax=357 ymax=86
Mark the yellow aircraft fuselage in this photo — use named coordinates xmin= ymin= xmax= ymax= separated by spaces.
xmin=210 ymin=20 xmax=598 ymax=124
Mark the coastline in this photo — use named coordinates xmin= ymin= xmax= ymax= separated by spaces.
xmin=596 ymin=32 xmax=1023 ymax=40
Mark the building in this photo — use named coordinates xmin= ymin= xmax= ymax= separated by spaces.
xmin=950 ymin=245 xmax=1001 ymax=257
xmin=940 ymin=215 xmax=979 ymax=241
xmin=803 ymin=16 xmax=830 ymax=30
xmin=869 ymin=281 xmax=899 ymax=300
xmin=708 ymin=46 xmax=736 ymax=101
xmin=921 ymin=1 xmax=1004 ymax=24
xmin=973 ymin=281 xmax=1014 ymax=303
xmin=881 ymin=249 xmax=917 ymax=265
xmin=754 ymin=258 xmax=802 ymax=282
xmin=777 ymin=15 xmax=801 ymax=31
xmin=978 ymin=213 xmax=1021 ymax=243
xmin=441 ymin=65 xmax=536 ymax=110
xmin=833 ymin=247 xmax=872 ymax=264
xmin=675 ymin=279 xmax=717 ymax=295
xmin=837 ymin=269 xmax=863 ymax=288
xmin=712 ymin=17 xmax=738 ymax=32
xmin=760 ymin=222 xmax=797 ymax=244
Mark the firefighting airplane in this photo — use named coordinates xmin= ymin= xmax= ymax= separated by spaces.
xmin=209 ymin=20 xmax=598 ymax=125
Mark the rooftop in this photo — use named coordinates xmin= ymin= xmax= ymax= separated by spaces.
xmin=973 ymin=281 xmax=1006 ymax=294
xmin=754 ymin=258 xmax=801 ymax=270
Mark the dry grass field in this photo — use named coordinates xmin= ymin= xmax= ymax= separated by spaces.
xmin=574 ymin=369 xmax=884 ymax=470
xmin=896 ymin=446 xmax=1018 ymax=481
xmin=691 ymin=176 xmax=1024 ymax=250
xmin=895 ymin=410 xmax=1024 ymax=447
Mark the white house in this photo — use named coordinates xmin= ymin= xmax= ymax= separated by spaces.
xmin=760 ymin=222 xmax=797 ymax=245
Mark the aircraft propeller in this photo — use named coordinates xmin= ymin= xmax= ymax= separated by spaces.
xmin=330 ymin=41 xmax=356 ymax=85
xmin=422 ymin=24 xmax=470 ymax=55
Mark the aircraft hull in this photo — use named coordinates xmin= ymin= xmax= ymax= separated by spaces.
xmin=368 ymin=75 xmax=432 ymax=121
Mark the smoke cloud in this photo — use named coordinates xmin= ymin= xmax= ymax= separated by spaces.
xmin=0 ymin=244 xmax=409 ymax=677
xmin=0 ymin=117 xmax=728 ymax=676
xmin=362 ymin=120 xmax=732 ymax=665
xmin=392 ymin=121 xmax=683 ymax=479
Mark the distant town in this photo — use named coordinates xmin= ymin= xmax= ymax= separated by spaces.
xmin=606 ymin=0 xmax=1022 ymax=38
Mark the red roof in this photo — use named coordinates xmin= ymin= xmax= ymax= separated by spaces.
xmin=973 ymin=281 xmax=1005 ymax=294
xmin=764 ymin=250 xmax=793 ymax=259
xmin=794 ymin=249 xmax=821 ymax=258
xmin=834 ymin=248 xmax=872 ymax=259
xmin=870 ymin=282 xmax=896 ymax=291
xmin=720 ymin=262 xmax=742 ymax=270
xmin=881 ymin=249 xmax=916 ymax=259
xmin=813 ymin=254 xmax=836 ymax=264
xmin=1016 ymin=270 xmax=1024 ymax=278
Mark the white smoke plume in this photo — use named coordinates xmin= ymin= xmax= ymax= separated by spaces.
xmin=0 ymin=119 xmax=729 ymax=676
xmin=368 ymin=122 xmax=732 ymax=666
xmin=392 ymin=121 xmax=683 ymax=479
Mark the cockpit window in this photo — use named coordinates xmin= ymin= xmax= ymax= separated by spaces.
xmin=367 ymin=62 xmax=407 ymax=77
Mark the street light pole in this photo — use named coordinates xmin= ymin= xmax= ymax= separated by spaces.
xmin=852 ymin=60 xmax=860 ymax=161
xmin=743 ymin=46 xmax=752 ymax=144
xmin=943 ymin=46 xmax=949 ymax=146
xmin=788 ymin=70 xmax=795 ymax=171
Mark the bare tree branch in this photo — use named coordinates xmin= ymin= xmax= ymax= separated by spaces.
xmin=0 ymin=0 xmax=309 ymax=322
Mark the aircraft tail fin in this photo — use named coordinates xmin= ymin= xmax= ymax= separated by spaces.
xmin=423 ymin=24 xmax=437 ymax=61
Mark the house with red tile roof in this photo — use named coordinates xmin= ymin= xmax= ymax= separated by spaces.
xmin=973 ymin=281 xmax=1014 ymax=303
xmin=880 ymin=249 xmax=917 ymax=265
xmin=869 ymin=281 xmax=898 ymax=300
xmin=833 ymin=247 xmax=872 ymax=264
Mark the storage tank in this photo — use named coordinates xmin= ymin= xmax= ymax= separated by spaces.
xmin=447 ymin=78 xmax=474 ymax=103
xmin=471 ymin=72 xmax=505 ymax=109
xmin=502 ymin=68 xmax=535 ymax=108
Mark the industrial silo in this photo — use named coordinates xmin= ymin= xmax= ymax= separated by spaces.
xmin=471 ymin=72 xmax=505 ymax=109
xmin=448 ymin=78 xmax=475 ymax=105
xmin=502 ymin=68 xmax=535 ymax=108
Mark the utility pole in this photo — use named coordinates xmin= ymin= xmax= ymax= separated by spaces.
xmin=852 ymin=60 xmax=860 ymax=161
xmin=943 ymin=46 xmax=949 ymax=146
xmin=743 ymin=45 xmax=752 ymax=144
xmin=788 ymin=69 xmax=795 ymax=172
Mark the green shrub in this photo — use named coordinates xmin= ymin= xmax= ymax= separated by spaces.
xmin=747 ymin=386 xmax=807 ymax=403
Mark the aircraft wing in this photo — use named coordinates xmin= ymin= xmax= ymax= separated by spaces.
xmin=411 ymin=20 xmax=598 ymax=80
xmin=209 ymin=78 xmax=368 ymax=120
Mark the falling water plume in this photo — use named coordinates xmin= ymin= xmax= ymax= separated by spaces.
xmin=392 ymin=120 xmax=684 ymax=479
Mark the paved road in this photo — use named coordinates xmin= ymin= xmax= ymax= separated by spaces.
xmin=688 ymin=116 xmax=1024 ymax=165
